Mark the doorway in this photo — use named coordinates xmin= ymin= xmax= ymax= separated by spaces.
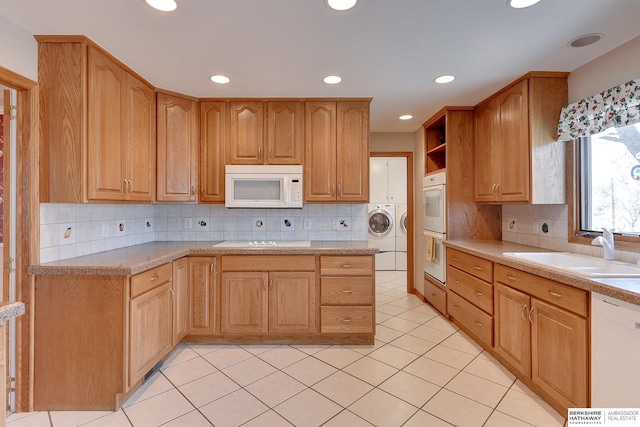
xmin=369 ymin=152 xmax=414 ymax=294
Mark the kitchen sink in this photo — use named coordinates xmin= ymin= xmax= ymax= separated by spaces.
xmin=502 ymin=251 xmax=640 ymax=278
xmin=214 ymin=241 xmax=311 ymax=248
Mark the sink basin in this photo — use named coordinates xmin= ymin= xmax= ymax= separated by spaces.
xmin=214 ymin=241 xmax=311 ymax=248
xmin=502 ymin=252 xmax=640 ymax=278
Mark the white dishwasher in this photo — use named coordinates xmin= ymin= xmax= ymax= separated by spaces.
xmin=591 ymin=293 xmax=640 ymax=407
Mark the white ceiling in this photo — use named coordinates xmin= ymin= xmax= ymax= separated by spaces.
xmin=1 ymin=0 xmax=640 ymax=132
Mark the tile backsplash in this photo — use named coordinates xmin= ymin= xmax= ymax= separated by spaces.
xmin=502 ymin=204 xmax=639 ymax=263
xmin=40 ymin=203 xmax=367 ymax=263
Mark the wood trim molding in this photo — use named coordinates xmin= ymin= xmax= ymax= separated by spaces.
xmin=0 ymin=69 xmax=39 ymax=411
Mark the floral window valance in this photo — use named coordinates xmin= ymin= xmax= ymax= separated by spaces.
xmin=557 ymin=78 xmax=640 ymax=141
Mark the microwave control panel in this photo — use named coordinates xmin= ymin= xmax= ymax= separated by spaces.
xmin=290 ymin=178 xmax=302 ymax=203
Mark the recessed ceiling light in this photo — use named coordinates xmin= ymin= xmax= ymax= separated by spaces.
xmin=144 ymin=0 xmax=177 ymax=12
xmin=568 ymin=33 xmax=603 ymax=48
xmin=323 ymin=75 xmax=342 ymax=85
xmin=210 ymin=75 xmax=230 ymax=84
xmin=399 ymin=115 xmax=413 ymax=121
xmin=326 ymin=0 xmax=357 ymax=11
xmin=507 ymin=0 xmax=541 ymax=8
xmin=434 ymin=75 xmax=455 ymax=84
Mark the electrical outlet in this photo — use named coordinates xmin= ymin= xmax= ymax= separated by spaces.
xmin=304 ymin=218 xmax=311 ymax=230
xmin=101 ymin=223 xmax=109 ymax=237
xmin=183 ymin=218 xmax=193 ymax=229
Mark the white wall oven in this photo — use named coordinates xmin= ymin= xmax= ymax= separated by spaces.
xmin=423 ymin=172 xmax=446 ymax=284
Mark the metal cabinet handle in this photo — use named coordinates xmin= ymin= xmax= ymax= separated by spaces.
xmin=528 ymin=307 xmax=534 ymax=323
xmin=341 ymin=264 xmax=353 ymax=269
xmin=548 ymin=290 xmax=562 ymax=298
xmin=474 ymin=266 xmax=482 ymax=271
xmin=332 ymin=184 xmax=335 ymax=195
xmin=269 ymin=148 xmax=273 ymax=158
xmin=496 ymin=183 xmax=500 ymax=194
xmin=258 ymin=147 xmax=262 ymax=158
xmin=474 ymin=321 xmax=483 ymax=327
xmin=341 ymin=289 xmax=354 ymax=294
xmin=338 ymin=183 xmax=342 ymax=195
xmin=341 ymin=318 xmax=353 ymax=323
xmin=270 ymin=279 xmax=273 ymax=290
xmin=150 ymin=274 xmax=159 ymax=281
xmin=475 ymin=291 xmax=482 ymax=297
xmin=452 ymin=257 xmax=460 ymax=262
xmin=521 ymin=303 xmax=528 ymax=321
xmin=169 ymin=288 xmax=174 ymax=301
xmin=453 ymin=305 xmax=460 ymax=310
xmin=506 ymin=275 xmax=517 ymax=281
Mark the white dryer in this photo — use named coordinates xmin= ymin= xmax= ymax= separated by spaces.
xmin=367 ymin=204 xmax=396 ymax=270
xmin=395 ymin=204 xmax=407 ymax=270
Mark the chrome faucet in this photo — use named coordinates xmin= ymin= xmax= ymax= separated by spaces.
xmin=591 ymin=228 xmax=615 ymax=260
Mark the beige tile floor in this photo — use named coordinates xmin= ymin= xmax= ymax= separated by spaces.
xmin=7 ymin=270 xmax=568 ymax=427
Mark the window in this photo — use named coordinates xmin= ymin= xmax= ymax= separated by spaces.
xmin=573 ymin=123 xmax=640 ymax=250
xmin=580 ymin=123 xmax=640 ymax=234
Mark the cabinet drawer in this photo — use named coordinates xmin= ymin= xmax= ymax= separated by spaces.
xmin=321 ymin=277 xmax=373 ymax=305
xmin=130 ymin=263 xmax=173 ymax=298
xmin=221 ymin=255 xmax=315 ymax=271
xmin=447 ymin=248 xmax=493 ymax=282
xmin=495 ymin=265 xmax=587 ymax=317
xmin=320 ymin=256 xmax=373 ymax=276
xmin=448 ymin=291 xmax=493 ymax=347
xmin=321 ymin=306 xmax=373 ymax=333
xmin=423 ymin=276 xmax=447 ymax=315
xmin=447 ymin=265 xmax=493 ymax=315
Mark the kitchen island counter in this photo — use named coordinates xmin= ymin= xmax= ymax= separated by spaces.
xmin=28 ymin=241 xmax=379 ymax=276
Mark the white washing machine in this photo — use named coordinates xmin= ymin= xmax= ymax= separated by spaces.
xmin=395 ymin=204 xmax=407 ymax=270
xmin=367 ymin=204 xmax=396 ymax=270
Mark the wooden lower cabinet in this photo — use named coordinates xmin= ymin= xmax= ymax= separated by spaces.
xmin=129 ymin=281 xmax=173 ymax=386
xmin=220 ymin=256 xmax=317 ymax=336
xmin=319 ymin=255 xmax=375 ymax=338
xmin=172 ymin=257 xmax=189 ymax=345
xmin=493 ymin=265 xmax=588 ymax=412
xmin=188 ymin=257 xmax=217 ymax=335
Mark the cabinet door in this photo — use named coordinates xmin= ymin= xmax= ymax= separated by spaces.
xmin=494 ymin=283 xmax=531 ymax=377
xmin=188 ymin=257 xmax=216 ymax=335
xmin=172 ymin=257 xmax=189 ymax=345
xmin=200 ymin=101 xmax=226 ymax=202
xmin=304 ymin=102 xmax=336 ymax=202
xmin=87 ymin=47 xmax=126 ymax=201
xmin=387 ymin=157 xmax=407 ymax=203
xmin=266 ymin=101 xmax=303 ymax=164
xmin=337 ymin=101 xmax=369 ymax=202
xmin=531 ymin=299 xmax=588 ymax=409
xmin=269 ymin=272 xmax=316 ymax=334
xmin=473 ymin=99 xmax=500 ymax=203
xmin=157 ymin=93 xmax=198 ymax=202
xmin=497 ymin=80 xmax=530 ymax=202
xmin=228 ymin=101 xmax=264 ymax=164
xmin=124 ymin=73 xmax=155 ymax=202
xmin=129 ymin=281 xmax=173 ymax=386
xmin=221 ymin=272 xmax=268 ymax=334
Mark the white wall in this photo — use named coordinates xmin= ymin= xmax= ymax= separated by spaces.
xmin=413 ymin=127 xmax=425 ymax=295
xmin=0 ymin=14 xmax=38 ymax=81
xmin=568 ymin=35 xmax=640 ymax=103
xmin=370 ymin=132 xmax=415 ymax=152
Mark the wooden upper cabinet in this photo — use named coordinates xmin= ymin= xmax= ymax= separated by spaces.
xmin=337 ymin=101 xmax=369 ymax=202
xmin=228 ymin=101 xmax=264 ymax=164
xmin=200 ymin=101 xmax=226 ymax=202
xmin=124 ymin=74 xmax=156 ymax=202
xmin=473 ymin=72 xmax=568 ymax=204
xmin=266 ymin=101 xmax=303 ymax=164
xmin=156 ymin=93 xmax=198 ymax=202
xmin=38 ymin=38 xmax=156 ymax=203
xmin=305 ymin=102 xmax=337 ymax=202
xmin=304 ymin=100 xmax=370 ymax=203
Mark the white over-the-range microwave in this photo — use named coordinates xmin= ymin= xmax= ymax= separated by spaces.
xmin=225 ymin=165 xmax=303 ymax=208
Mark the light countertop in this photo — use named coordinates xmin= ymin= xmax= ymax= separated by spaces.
xmin=445 ymin=239 xmax=640 ymax=306
xmin=28 ymin=241 xmax=379 ymax=276
xmin=0 ymin=302 xmax=25 ymax=323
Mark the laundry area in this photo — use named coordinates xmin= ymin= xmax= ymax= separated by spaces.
xmin=367 ymin=157 xmax=407 ymax=271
